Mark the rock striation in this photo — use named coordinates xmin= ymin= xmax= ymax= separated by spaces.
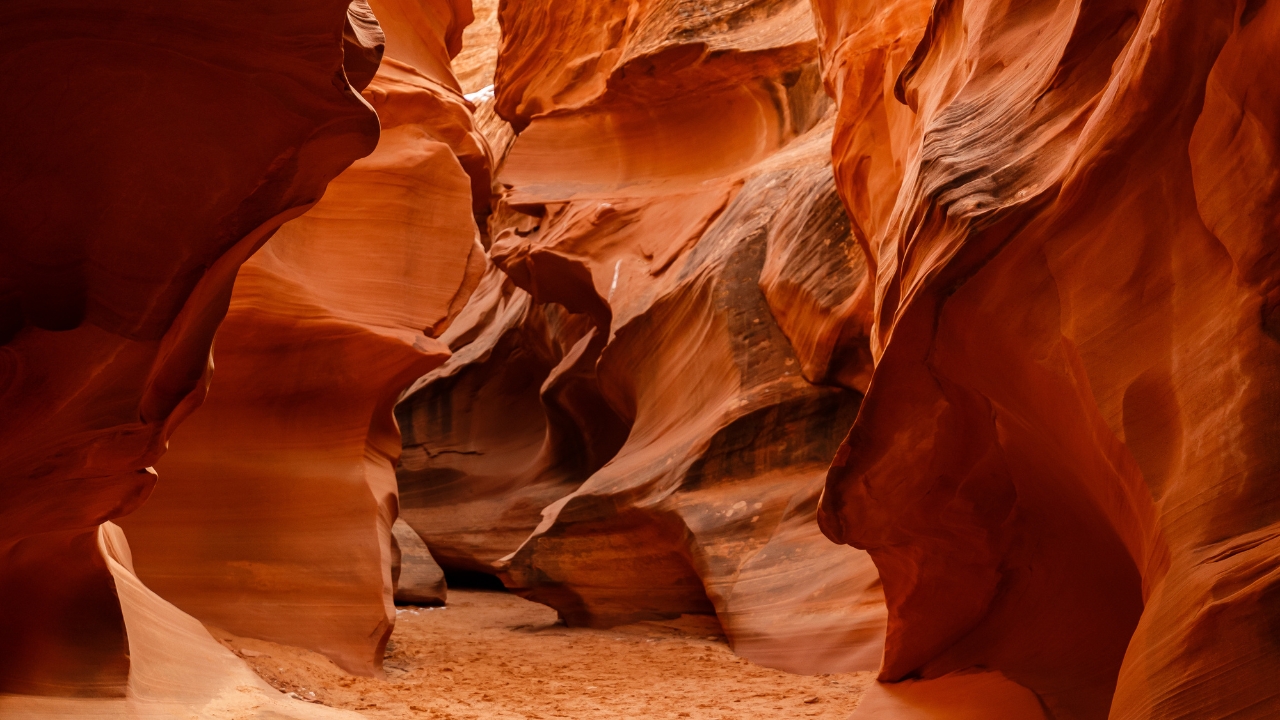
xmin=7 ymin=0 xmax=1276 ymax=713
xmin=117 ymin=0 xmax=490 ymax=677
xmin=0 ymin=525 xmax=364 ymax=719
xmin=813 ymin=0 xmax=1280 ymax=717
xmin=398 ymin=264 xmax=627 ymax=576
xmin=0 ymin=0 xmax=378 ymax=709
xmin=396 ymin=0 xmax=888 ymax=675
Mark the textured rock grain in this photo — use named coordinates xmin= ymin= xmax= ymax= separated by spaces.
xmin=397 ymin=0 xmax=888 ymax=676
xmin=0 ymin=525 xmax=363 ymax=719
xmin=0 ymin=0 xmax=378 ymax=709
xmin=813 ymin=0 xmax=1280 ymax=717
xmin=118 ymin=0 xmax=488 ymax=678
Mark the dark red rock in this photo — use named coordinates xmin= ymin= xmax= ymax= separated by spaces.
xmin=0 ymin=0 xmax=378 ymax=710
xmin=813 ymin=0 xmax=1280 ymax=717
xmin=117 ymin=0 xmax=489 ymax=678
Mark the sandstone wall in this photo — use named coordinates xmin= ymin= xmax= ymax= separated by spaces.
xmin=0 ymin=0 xmax=380 ymax=711
xmin=813 ymin=0 xmax=1280 ymax=717
xmin=117 ymin=0 xmax=490 ymax=677
xmin=5 ymin=1 xmax=1276 ymax=715
xmin=396 ymin=0 xmax=888 ymax=675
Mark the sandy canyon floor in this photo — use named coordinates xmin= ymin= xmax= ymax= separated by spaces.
xmin=214 ymin=589 xmax=874 ymax=719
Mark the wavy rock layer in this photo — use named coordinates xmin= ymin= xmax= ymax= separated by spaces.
xmin=117 ymin=0 xmax=488 ymax=678
xmin=0 ymin=525 xmax=362 ymax=720
xmin=0 ymin=0 xmax=378 ymax=707
xmin=396 ymin=0 xmax=887 ymax=675
xmin=814 ymin=0 xmax=1280 ymax=718
xmin=398 ymin=265 xmax=625 ymax=575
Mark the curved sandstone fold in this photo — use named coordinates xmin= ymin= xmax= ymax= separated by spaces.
xmin=492 ymin=0 xmax=820 ymax=131
xmin=0 ymin=0 xmax=378 ymax=706
xmin=343 ymin=0 xmax=387 ymax=91
xmin=0 ymin=525 xmax=363 ymax=719
xmin=397 ymin=264 xmax=629 ymax=574
xmin=813 ymin=0 xmax=1280 ymax=717
xmin=495 ymin=121 xmax=886 ymax=675
xmin=117 ymin=0 xmax=489 ymax=678
xmin=397 ymin=0 xmax=888 ymax=675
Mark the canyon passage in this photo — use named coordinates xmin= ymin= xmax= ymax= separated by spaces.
xmin=1 ymin=0 xmax=1278 ymax=719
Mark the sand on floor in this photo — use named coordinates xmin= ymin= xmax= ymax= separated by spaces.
xmin=212 ymin=589 xmax=874 ymax=719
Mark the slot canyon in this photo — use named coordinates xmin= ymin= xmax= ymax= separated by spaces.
xmin=0 ymin=0 xmax=1277 ymax=718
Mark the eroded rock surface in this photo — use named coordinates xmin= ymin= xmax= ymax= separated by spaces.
xmin=392 ymin=518 xmax=448 ymax=606
xmin=813 ymin=0 xmax=1280 ymax=718
xmin=117 ymin=0 xmax=488 ymax=678
xmin=398 ymin=265 xmax=627 ymax=575
xmin=396 ymin=0 xmax=887 ymax=675
xmin=0 ymin=525 xmax=364 ymax=719
xmin=9 ymin=0 xmax=1276 ymax=713
xmin=0 ymin=0 xmax=378 ymax=708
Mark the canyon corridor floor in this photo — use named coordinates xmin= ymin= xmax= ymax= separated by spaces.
xmin=215 ymin=589 xmax=875 ymax=719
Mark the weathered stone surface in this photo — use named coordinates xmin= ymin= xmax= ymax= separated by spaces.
xmin=0 ymin=525 xmax=363 ymax=719
xmin=494 ymin=121 xmax=886 ymax=675
xmin=117 ymin=0 xmax=488 ymax=678
xmin=454 ymin=0 xmax=499 ymax=93
xmin=12 ymin=0 xmax=1276 ymax=712
xmin=813 ymin=0 xmax=1280 ymax=717
xmin=397 ymin=0 xmax=888 ymax=675
xmin=392 ymin=518 xmax=448 ymax=606
xmin=398 ymin=265 xmax=626 ymax=575
xmin=0 ymin=0 xmax=378 ymax=706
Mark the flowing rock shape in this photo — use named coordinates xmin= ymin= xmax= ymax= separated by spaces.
xmin=813 ymin=0 xmax=1280 ymax=717
xmin=117 ymin=0 xmax=489 ymax=677
xmin=453 ymin=0 xmax=500 ymax=93
xmin=397 ymin=0 xmax=888 ymax=675
xmin=495 ymin=119 xmax=885 ymax=676
xmin=392 ymin=518 xmax=448 ymax=606
xmin=397 ymin=264 xmax=628 ymax=574
xmin=0 ymin=525 xmax=363 ymax=720
xmin=0 ymin=0 xmax=378 ymax=706
xmin=850 ymin=671 xmax=1048 ymax=720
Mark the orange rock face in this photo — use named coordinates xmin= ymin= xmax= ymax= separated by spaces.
xmin=117 ymin=0 xmax=489 ymax=677
xmin=9 ymin=0 xmax=1276 ymax=712
xmin=398 ymin=265 xmax=627 ymax=576
xmin=813 ymin=0 xmax=1280 ymax=717
xmin=0 ymin=525 xmax=365 ymax=719
xmin=396 ymin=0 xmax=888 ymax=675
xmin=391 ymin=518 xmax=448 ymax=606
xmin=0 ymin=0 xmax=378 ymax=704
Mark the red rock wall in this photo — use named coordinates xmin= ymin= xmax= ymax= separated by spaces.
xmin=117 ymin=0 xmax=490 ymax=677
xmin=813 ymin=0 xmax=1280 ymax=717
xmin=396 ymin=0 xmax=889 ymax=675
xmin=1 ymin=524 xmax=367 ymax=719
xmin=8 ymin=0 xmax=1275 ymax=712
xmin=0 ymin=0 xmax=378 ymax=702
xmin=397 ymin=265 xmax=626 ymax=575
